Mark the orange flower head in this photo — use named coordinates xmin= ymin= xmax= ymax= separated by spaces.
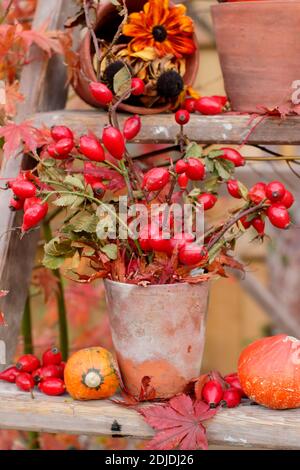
xmin=123 ymin=0 xmax=196 ymax=59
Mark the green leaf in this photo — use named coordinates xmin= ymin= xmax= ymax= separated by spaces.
xmin=54 ymin=195 xmax=80 ymax=207
xmin=185 ymin=142 xmax=202 ymax=158
xmin=237 ymin=181 xmax=249 ymax=200
xmin=44 ymin=237 xmax=74 ymax=257
xmin=207 ymin=150 xmax=224 ymax=159
xmin=113 ymin=66 xmax=131 ymax=97
xmin=72 ymin=212 xmax=99 ymax=233
xmin=43 ymin=254 xmax=65 ymax=270
xmin=64 ymin=175 xmax=84 ymax=190
xmin=214 ymin=161 xmax=231 ymax=181
xmin=204 ymin=156 xmax=215 ymax=173
xmin=188 ymin=188 xmax=201 ymax=198
xmin=42 ymin=158 xmax=56 ymax=167
xmin=100 ymin=244 xmax=118 ymax=260
xmin=204 ymin=176 xmax=219 ymax=193
xmin=71 ymin=196 xmax=85 ymax=209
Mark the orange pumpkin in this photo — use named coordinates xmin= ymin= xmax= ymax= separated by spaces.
xmin=238 ymin=334 xmax=300 ymax=409
xmin=64 ymin=347 xmax=119 ymax=400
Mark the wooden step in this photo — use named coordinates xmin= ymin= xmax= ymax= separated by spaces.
xmin=33 ymin=111 xmax=300 ymax=145
xmin=0 ymin=382 xmax=300 ymax=449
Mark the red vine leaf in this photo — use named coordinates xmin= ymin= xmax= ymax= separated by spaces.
xmin=0 ymin=121 xmax=44 ymax=159
xmin=139 ymin=394 xmax=217 ymax=450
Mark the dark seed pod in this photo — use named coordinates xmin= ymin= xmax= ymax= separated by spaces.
xmin=157 ymin=71 xmax=184 ymax=99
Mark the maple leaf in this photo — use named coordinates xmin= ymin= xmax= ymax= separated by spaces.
xmin=17 ymin=22 xmax=63 ymax=56
xmin=0 ymin=120 xmax=43 ymax=159
xmin=0 ymin=81 xmax=24 ymax=118
xmin=139 ymin=394 xmax=217 ymax=450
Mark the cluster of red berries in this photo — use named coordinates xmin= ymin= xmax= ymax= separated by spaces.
xmin=89 ymin=78 xmax=145 ymax=107
xmin=180 ymin=95 xmax=228 ymax=116
xmin=7 ymin=172 xmax=48 ymax=233
xmin=202 ymin=373 xmax=246 ymax=409
xmin=0 ymin=348 xmax=65 ymax=397
xmin=227 ymin=179 xmax=294 ymax=232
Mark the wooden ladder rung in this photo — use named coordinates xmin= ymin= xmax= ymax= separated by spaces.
xmin=0 ymin=382 xmax=300 ymax=449
xmin=32 ymin=110 xmax=300 ymax=145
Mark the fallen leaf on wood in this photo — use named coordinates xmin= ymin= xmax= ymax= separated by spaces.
xmin=139 ymin=394 xmax=217 ymax=450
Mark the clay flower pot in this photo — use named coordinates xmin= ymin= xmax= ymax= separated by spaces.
xmin=74 ymin=0 xmax=199 ymax=115
xmin=104 ymin=279 xmax=209 ymax=399
xmin=211 ymin=1 xmax=300 ymax=113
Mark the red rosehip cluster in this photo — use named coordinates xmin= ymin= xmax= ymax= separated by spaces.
xmin=7 ymin=172 xmax=48 ymax=233
xmin=89 ymin=78 xmax=145 ymax=107
xmin=182 ymin=95 xmax=228 ymax=116
xmin=202 ymin=372 xmax=246 ymax=409
xmin=0 ymin=348 xmax=66 ymax=397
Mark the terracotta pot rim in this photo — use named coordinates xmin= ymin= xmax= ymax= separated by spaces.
xmin=212 ymin=0 xmax=300 ymax=10
xmin=104 ymin=279 xmax=209 ymax=289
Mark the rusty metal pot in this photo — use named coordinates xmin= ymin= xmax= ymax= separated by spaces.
xmin=73 ymin=0 xmax=199 ymax=115
xmin=211 ymin=1 xmax=300 ymax=112
xmin=104 ymin=279 xmax=209 ymax=399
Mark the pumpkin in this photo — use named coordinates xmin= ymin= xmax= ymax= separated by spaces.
xmin=238 ymin=334 xmax=300 ymax=409
xmin=64 ymin=347 xmax=119 ymax=400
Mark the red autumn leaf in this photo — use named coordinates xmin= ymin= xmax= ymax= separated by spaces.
xmin=83 ymin=162 xmax=125 ymax=192
xmin=139 ymin=394 xmax=217 ymax=450
xmin=16 ymin=21 xmax=63 ymax=56
xmin=0 ymin=81 xmax=24 ymax=117
xmin=0 ymin=120 xmax=44 ymax=159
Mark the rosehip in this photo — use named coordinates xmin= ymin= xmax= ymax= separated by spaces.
xmin=131 ymin=78 xmax=145 ymax=96
xmin=202 ymin=380 xmax=224 ymax=408
xmin=55 ymin=138 xmax=74 ymax=156
xmin=16 ymin=373 xmax=35 ymax=393
xmin=92 ymin=181 xmax=106 ymax=197
xmin=195 ymin=96 xmax=223 ymax=115
xmin=170 ymin=232 xmax=195 ymax=251
xmin=197 ymin=193 xmax=217 ymax=211
xmin=211 ymin=95 xmax=228 ymax=107
xmin=51 ymin=126 xmax=73 ymax=142
xmin=179 ymin=243 xmax=208 ymax=266
xmin=142 ymin=168 xmax=170 ymax=192
xmin=123 ymin=115 xmax=141 ymax=141
xmin=39 ymin=365 xmax=62 ymax=381
xmin=102 ymin=126 xmax=125 ymax=160
xmin=177 ymin=173 xmax=189 ymax=189
xmin=240 ymin=215 xmax=252 ymax=229
xmin=248 ymin=182 xmax=267 ymax=204
xmin=89 ymin=82 xmax=113 ymax=105
xmin=224 ymin=373 xmax=247 ymax=398
xmin=47 ymin=143 xmax=70 ymax=161
xmin=11 ymin=180 xmax=37 ymax=199
xmin=149 ymin=231 xmax=172 ymax=254
xmin=24 ymin=197 xmax=43 ymax=212
xmin=183 ymin=98 xmax=197 ymax=113
xmin=266 ymin=181 xmax=286 ymax=203
xmin=0 ymin=366 xmax=20 ymax=383
xmin=185 ymin=158 xmax=205 ymax=181
xmin=79 ymin=135 xmax=105 ymax=162
xmin=32 ymin=368 xmax=42 ymax=384
xmin=219 ymin=148 xmax=245 ymax=167
xmin=39 ymin=378 xmax=65 ymax=396
xmin=251 ymin=217 xmax=265 ymax=236
xmin=227 ymin=179 xmax=242 ymax=199
xmin=175 ymin=109 xmax=190 ymax=125
xmin=175 ymin=159 xmax=188 ymax=174
xmin=16 ymin=354 xmax=40 ymax=373
xmin=281 ymin=189 xmax=294 ymax=209
xmin=222 ymin=388 xmax=242 ymax=408
xmin=138 ymin=225 xmax=152 ymax=252
xmin=22 ymin=202 xmax=48 ymax=232
xmin=58 ymin=362 xmax=66 ymax=377
xmin=42 ymin=348 xmax=63 ymax=366
xmin=267 ymin=203 xmax=290 ymax=229
xmin=9 ymin=198 xmax=24 ymax=211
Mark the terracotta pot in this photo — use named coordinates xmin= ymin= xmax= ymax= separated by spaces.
xmin=104 ymin=279 xmax=209 ymax=399
xmin=74 ymin=0 xmax=199 ymax=115
xmin=211 ymin=1 xmax=300 ymax=112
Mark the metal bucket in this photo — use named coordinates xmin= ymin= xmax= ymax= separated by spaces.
xmin=104 ymin=279 xmax=209 ymax=399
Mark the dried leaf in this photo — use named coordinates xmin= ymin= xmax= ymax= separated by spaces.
xmin=0 ymin=121 xmax=44 ymax=160
xmin=113 ymin=65 xmax=131 ymax=97
xmin=140 ymin=394 xmax=217 ymax=450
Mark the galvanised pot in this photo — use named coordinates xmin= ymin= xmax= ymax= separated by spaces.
xmin=211 ymin=1 xmax=300 ymax=112
xmin=104 ymin=279 xmax=209 ymax=399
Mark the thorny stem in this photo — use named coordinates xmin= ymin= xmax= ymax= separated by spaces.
xmin=207 ymin=201 xmax=266 ymax=251
xmin=22 ymin=297 xmax=40 ymax=450
xmin=0 ymin=0 xmax=13 ymax=23
xmin=43 ymin=221 xmax=69 ymax=361
xmin=83 ymin=0 xmax=102 ymax=81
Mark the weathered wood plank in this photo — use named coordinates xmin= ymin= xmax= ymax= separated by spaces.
xmin=33 ymin=111 xmax=300 ymax=145
xmin=0 ymin=0 xmax=76 ymax=363
xmin=0 ymin=382 xmax=299 ymax=449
